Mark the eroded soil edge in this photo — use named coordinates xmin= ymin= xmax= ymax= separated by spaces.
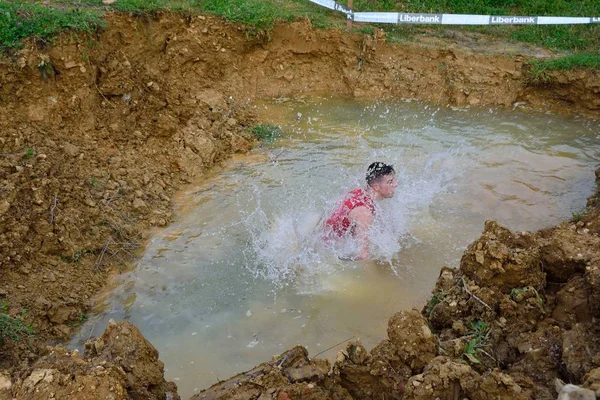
xmin=1 ymin=12 xmax=599 ymax=399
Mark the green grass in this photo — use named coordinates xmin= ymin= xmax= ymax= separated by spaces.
xmin=0 ymin=301 xmax=33 ymax=344
xmin=0 ymin=2 xmax=104 ymax=51
xmin=78 ymin=0 xmax=197 ymax=13
xmin=197 ymin=0 xmax=339 ymax=30
xmin=22 ymin=147 xmax=35 ymax=159
xmin=510 ymin=286 xmax=545 ymax=313
xmin=250 ymin=124 xmax=282 ymax=141
xmin=425 ymin=290 xmax=445 ymax=314
xmin=462 ymin=320 xmax=492 ymax=364
xmin=528 ymin=53 xmax=600 ymax=81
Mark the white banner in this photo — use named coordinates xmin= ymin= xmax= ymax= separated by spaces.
xmin=309 ymin=0 xmax=600 ymax=25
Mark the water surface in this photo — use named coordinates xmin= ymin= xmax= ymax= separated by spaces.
xmin=73 ymin=98 xmax=599 ymax=397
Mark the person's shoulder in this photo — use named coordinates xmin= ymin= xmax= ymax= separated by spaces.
xmin=348 ymin=188 xmax=364 ymax=197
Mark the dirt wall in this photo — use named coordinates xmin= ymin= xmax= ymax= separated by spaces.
xmin=1 ymin=11 xmax=599 ymax=400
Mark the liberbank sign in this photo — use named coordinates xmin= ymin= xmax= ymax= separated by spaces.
xmin=308 ymin=1 xmax=600 ymax=26
xmin=490 ymin=16 xmax=536 ymax=24
xmin=395 ymin=14 xmax=537 ymax=25
xmin=397 ymin=13 xmax=441 ymax=24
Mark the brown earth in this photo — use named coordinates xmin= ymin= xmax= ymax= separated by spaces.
xmin=0 ymin=11 xmax=599 ymax=400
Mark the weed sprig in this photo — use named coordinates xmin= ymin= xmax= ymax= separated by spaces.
xmin=0 ymin=301 xmax=33 ymax=344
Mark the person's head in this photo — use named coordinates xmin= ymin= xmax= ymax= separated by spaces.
xmin=366 ymin=162 xmax=397 ymax=199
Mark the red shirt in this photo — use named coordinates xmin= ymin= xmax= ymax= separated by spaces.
xmin=324 ymin=189 xmax=375 ymax=236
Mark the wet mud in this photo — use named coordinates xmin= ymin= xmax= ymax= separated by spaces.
xmin=1 ymin=11 xmax=599 ymax=400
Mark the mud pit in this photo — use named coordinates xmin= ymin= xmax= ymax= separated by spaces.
xmin=1 ymin=11 xmax=599 ymax=400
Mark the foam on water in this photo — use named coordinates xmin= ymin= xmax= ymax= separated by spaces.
xmin=240 ymin=142 xmax=461 ymax=289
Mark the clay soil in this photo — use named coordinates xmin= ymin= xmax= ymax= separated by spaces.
xmin=1 ymin=11 xmax=599 ymax=399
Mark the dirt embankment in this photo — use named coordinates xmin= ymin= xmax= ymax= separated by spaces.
xmin=0 ymin=11 xmax=599 ymax=399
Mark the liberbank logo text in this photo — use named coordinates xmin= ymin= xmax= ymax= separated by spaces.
xmin=490 ymin=16 xmax=537 ymax=24
xmin=397 ymin=14 xmax=442 ymax=24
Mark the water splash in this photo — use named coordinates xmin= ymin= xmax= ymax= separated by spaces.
xmin=242 ymin=144 xmax=462 ymax=286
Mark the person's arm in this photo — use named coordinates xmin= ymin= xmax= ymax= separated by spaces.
xmin=348 ymin=206 xmax=374 ymax=260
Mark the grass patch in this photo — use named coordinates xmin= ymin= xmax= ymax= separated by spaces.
xmin=198 ymin=0 xmax=293 ymax=29
xmin=528 ymin=53 xmax=600 ymax=82
xmin=0 ymin=2 xmax=104 ymax=51
xmin=571 ymin=210 xmax=585 ymax=222
xmin=0 ymin=301 xmax=33 ymax=344
xmin=22 ymin=147 xmax=35 ymax=160
xmin=197 ymin=0 xmax=340 ymax=30
xmin=250 ymin=124 xmax=282 ymax=141
xmin=99 ymin=0 xmax=196 ymax=13
xmin=510 ymin=286 xmax=545 ymax=313
xmin=425 ymin=290 xmax=445 ymax=314
xmin=462 ymin=320 xmax=491 ymax=364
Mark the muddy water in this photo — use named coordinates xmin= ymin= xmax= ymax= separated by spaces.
xmin=73 ymin=98 xmax=599 ymax=397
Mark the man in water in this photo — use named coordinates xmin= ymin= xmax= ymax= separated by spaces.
xmin=323 ymin=162 xmax=398 ymax=260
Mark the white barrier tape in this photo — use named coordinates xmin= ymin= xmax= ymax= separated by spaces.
xmin=309 ymin=0 xmax=351 ymax=14
xmin=309 ymin=0 xmax=600 ymax=25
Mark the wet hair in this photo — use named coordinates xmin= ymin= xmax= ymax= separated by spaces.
xmin=366 ymin=162 xmax=395 ymax=186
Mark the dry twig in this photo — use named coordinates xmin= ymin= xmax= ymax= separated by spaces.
xmin=311 ymin=336 xmax=355 ymax=359
xmin=461 ymin=276 xmax=493 ymax=311
xmin=50 ymin=194 xmax=58 ymax=224
xmin=94 ymin=239 xmax=111 ymax=270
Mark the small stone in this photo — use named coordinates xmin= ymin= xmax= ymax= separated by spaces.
xmin=102 ymin=0 xmax=116 ymax=4
xmin=64 ymin=61 xmax=79 ymax=69
xmin=0 ymin=374 xmax=11 ymax=391
xmin=132 ymin=198 xmax=146 ymax=210
xmin=0 ymin=200 xmax=10 ymax=216
xmin=63 ymin=143 xmax=80 ymax=157
xmin=85 ymin=198 xmax=97 ymax=207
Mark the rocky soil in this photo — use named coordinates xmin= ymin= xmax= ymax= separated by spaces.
xmin=0 ymin=11 xmax=599 ymax=400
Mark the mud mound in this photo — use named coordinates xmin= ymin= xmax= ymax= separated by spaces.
xmin=192 ymin=345 xmax=350 ymax=400
xmin=0 ymin=13 xmax=256 ymax=360
xmin=4 ymin=321 xmax=178 ymax=400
